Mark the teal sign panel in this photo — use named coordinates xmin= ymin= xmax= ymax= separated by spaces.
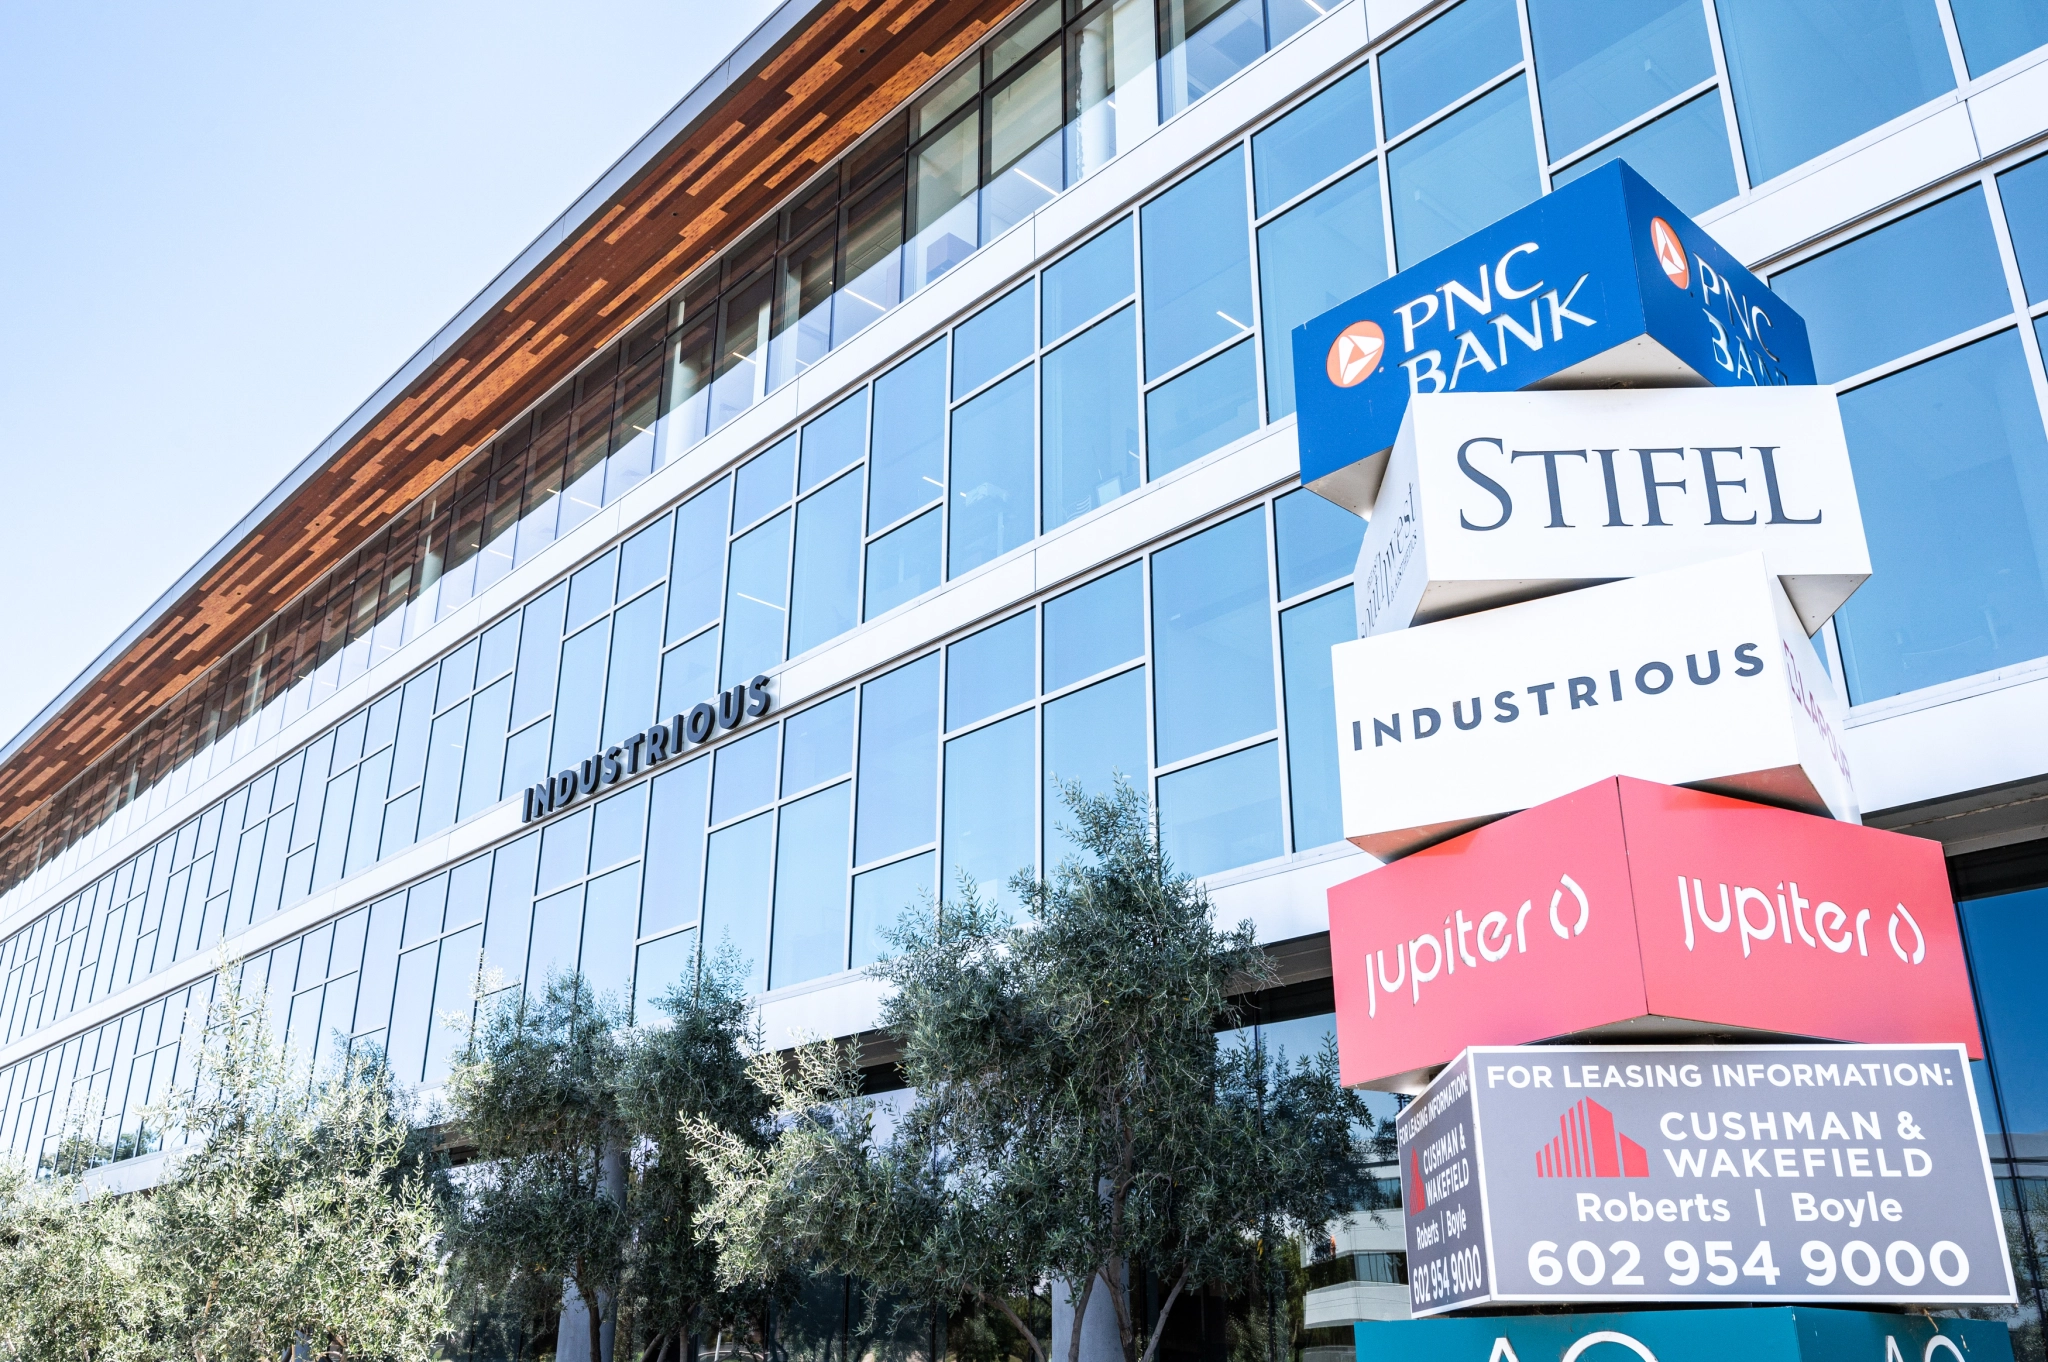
xmin=1356 ymin=1306 xmax=2012 ymax=1361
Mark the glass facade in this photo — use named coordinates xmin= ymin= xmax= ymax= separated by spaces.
xmin=8 ymin=0 xmax=2048 ymax=1346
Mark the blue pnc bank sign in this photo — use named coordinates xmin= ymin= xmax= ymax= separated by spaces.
xmin=1293 ymin=161 xmax=1816 ymax=513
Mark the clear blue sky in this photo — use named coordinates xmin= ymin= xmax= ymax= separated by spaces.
xmin=0 ymin=0 xmax=774 ymax=748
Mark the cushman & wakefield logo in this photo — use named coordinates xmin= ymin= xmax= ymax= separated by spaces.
xmin=1535 ymin=1097 xmax=1650 ymax=1180
xmin=520 ymin=675 xmax=773 ymax=824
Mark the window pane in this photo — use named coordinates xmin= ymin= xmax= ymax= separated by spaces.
xmin=1257 ymin=164 xmax=1388 ymax=420
xmin=1279 ymin=586 xmax=1353 ymax=849
xmin=579 ymin=866 xmax=638 ymax=1006
xmin=954 ymin=283 xmax=1035 ymax=399
xmin=618 ymin=515 xmax=671 ymax=604
xmin=1043 ymin=218 xmax=1134 ymax=343
xmin=1152 ymin=510 xmax=1275 ymax=765
xmin=702 ymin=813 xmax=773 ymax=992
xmin=790 ymin=469 xmax=865 ymax=655
xmin=800 ymin=391 xmax=867 ymax=493
xmin=1158 ymin=0 xmax=1267 ymax=120
xmin=1550 ymin=90 xmax=1737 ymax=218
xmin=1526 ymin=0 xmax=1714 ymax=157
xmin=1960 ymin=888 xmax=2048 ymax=1151
xmin=782 ymin=693 xmax=855 ymax=796
xmin=991 ymin=0 xmax=1060 ymax=78
xmin=855 ymin=654 xmax=940 ymax=865
xmin=769 ymin=782 xmax=852 ymax=989
xmin=1380 ymin=0 xmax=1523 ymax=136
xmin=511 ymin=586 xmax=567 ymax=730
xmin=869 ymin=342 xmax=948 ymax=530
xmin=632 ymin=928 xmax=697 ymax=1022
xmin=948 ymin=613 xmax=1036 ymax=730
xmin=1044 ymin=563 xmax=1143 ymax=692
xmin=1253 ymin=64 xmax=1375 ymax=215
xmin=641 ymin=756 xmax=708 ymax=937
xmin=1146 ymin=340 xmax=1258 ymax=478
xmin=1951 ymin=0 xmax=2048 ymax=76
xmin=1158 ymin=741 xmax=1282 ymax=877
xmin=419 ymin=708 xmax=467 ymax=839
xmin=911 ymin=113 xmax=980 ymax=292
xmin=455 ymin=677 xmax=511 ymax=822
xmin=385 ymin=945 xmax=439 ymax=1085
xmin=422 ymin=925 xmax=482 ymax=1087
xmin=548 ymin=621 xmax=609 ymax=773
xmin=944 ymin=712 xmax=1036 ymax=916
xmin=917 ymin=64 xmax=980 ymax=139
xmin=527 ymin=885 xmax=584 ymax=993
xmin=712 ymin=726 xmax=780 ymax=825
xmin=1770 ymin=189 xmax=2010 ymax=383
xmin=1142 ymin=150 xmax=1253 ymax=379
xmin=1043 ymin=668 xmax=1149 ymax=869
xmin=1998 ymin=153 xmax=2048 ymax=305
xmin=851 ymin=851 xmax=933 ymax=968
xmin=667 ymin=478 xmax=730 ymax=644
xmin=721 ymin=509 xmax=792 ymax=688
xmin=600 ymin=590 xmax=663 ymax=750
xmin=566 ymin=550 xmax=617 ymax=634
xmin=1716 ymin=0 xmax=1954 ymax=185
xmin=590 ymin=781 xmax=647 ymax=872
xmin=538 ymin=807 xmax=591 ymax=894
xmin=1834 ymin=332 xmax=2048 ymax=702
xmin=1388 ymin=77 xmax=1540 ymax=268
xmin=1275 ymin=488 xmax=1367 ymax=601
xmin=864 ymin=508 xmax=942 ymax=619
xmin=482 ymin=834 xmax=538 ymax=988
xmin=949 ymin=368 xmax=1037 ymax=577
xmin=733 ymin=435 xmax=797 ymax=534
xmin=1043 ymin=307 xmax=1140 ymax=530
xmin=990 ymin=43 xmax=1063 ymax=175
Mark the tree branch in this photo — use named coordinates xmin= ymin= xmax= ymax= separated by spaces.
xmin=1134 ymin=1269 xmax=1189 ymax=1362
xmin=988 ymin=1290 xmax=1047 ymax=1362
xmin=1067 ymin=1272 xmax=1097 ymax=1362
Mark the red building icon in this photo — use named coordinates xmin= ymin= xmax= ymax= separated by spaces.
xmin=1534 ymin=1097 xmax=1650 ymax=1179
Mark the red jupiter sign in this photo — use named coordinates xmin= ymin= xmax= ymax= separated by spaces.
xmin=1328 ymin=777 xmax=1983 ymax=1092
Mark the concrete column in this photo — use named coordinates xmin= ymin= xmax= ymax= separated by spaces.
xmin=1049 ymin=1273 xmax=1125 ymax=1362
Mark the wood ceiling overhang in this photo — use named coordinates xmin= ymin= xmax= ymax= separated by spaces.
xmin=0 ymin=0 xmax=1026 ymax=841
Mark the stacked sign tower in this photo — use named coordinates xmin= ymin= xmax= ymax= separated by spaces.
xmin=1294 ymin=163 xmax=2017 ymax=1362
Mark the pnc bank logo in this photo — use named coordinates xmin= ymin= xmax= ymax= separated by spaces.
xmin=1326 ymin=320 xmax=1385 ymax=387
xmin=1649 ymin=216 xmax=1688 ymax=290
xmin=1535 ymin=1097 xmax=1649 ymax=1179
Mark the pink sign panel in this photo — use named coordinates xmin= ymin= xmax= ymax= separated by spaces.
xmin=1329 ymin=777 xmax=1981 ymax=1091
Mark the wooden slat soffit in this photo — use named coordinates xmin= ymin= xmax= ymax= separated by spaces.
xmin=0 ymin=0 xmax=1026 ymax=836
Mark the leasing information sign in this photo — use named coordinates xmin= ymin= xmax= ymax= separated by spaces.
xmin=1397 ymin=1044 xmax=2013 ymax=1317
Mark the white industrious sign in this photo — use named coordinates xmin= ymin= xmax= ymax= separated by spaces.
xmin=1353 ymin=389 xmax=1870 ymax=639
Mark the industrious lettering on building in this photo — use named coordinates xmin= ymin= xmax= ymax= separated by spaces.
xmin=520 ymin=675 xmax=773 ymax=824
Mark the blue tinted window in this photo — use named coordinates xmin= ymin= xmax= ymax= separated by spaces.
xmin=1551 ymin=92 xmax=1737 ymax=217
xmin=641 ymin=757 xmax=708 ymax=937
xmin=1951 ymin=0 xmax=2048 ymax=76
xmin=1152 ymin=511 xmax=1276 ymax=764
xmin=864 ymin=508 xmax=942 ymax=619
xmin=538 ymin=807 xmax=591 ymax=894
xmin=1253 ymin=64 xmax=1375 ymax=215
xmin=566 ymin=550 xmax=618 ymax=633
xmin=701 ymin=813 xmax=772 ymax=991
xmin=944 ymin=712 xmax=1036 ymax=916
xmin=600 ymin=590 xmax=663 ymax=749
xmin=1770 ymin=189 xmax=2010 ymax=383
xmin=618 ymin=514 xmax=672 ymax=603
xmin=1834 ymin=332 xmax=2048 ymax=702
xmin=783 ymin=692 xmax=856 ymax=795
xmin=548 ymin=621 xmax=608 ymax=773
xmin=456 ymin=679 xmax=511 ymax=821
xmin=1526 ymin=0 xmax=1714 ymax=157
xmin=1716 ymin=0 xmax=1954 ymax=185
xmin=1275 ymin=489 xmax=1366 ymax=601
xmin=1960 ymin=887 xmax=2048 ymax=1150
xmin=869 ymin=342 xmax=947 ymax=530
xmin=1045 ymin=564 xmax=1143 ymax=691
xmin=478 ymin=615 xmax=519 ymax=685
xmin=1280 ymin=587 xmax=1353 ymax=849
xmin=1146 ymin=340 xmax=1259 ymax=478
xmin=1257 ymin=164 xmax=1388 ymax=420
xmin=579 ymin=867 xmax=638 ymax=1005
xmin=1043 ymin=218 xmax=1134 ymax=342
xmin=590 ymin=781 xmax=647 ymax=872
xmin=1142 ymin=151 xmax=1254 ymax=380
xmin=633 ymin=929 xmax=697 ymax=1021
xmin=855 ymin=654 xmax=940 ymax=865
xmin=1380 ymin=0 xmax=1522 ymax=136
xmin=1389 ymin=77 xmax=1540 ymax=268
xmin=527 ymin=886 xmax=583 ymax=993
xmin=950 ymin=368 xmax=1036 ymax=577
xmin=1158 ymin=741 xmax=1282 ymax=877
xmin=424 ymin=927 xmax=483 ymax=1084
xmin=435 ymin=643 xmax=478 ymax=716
xmin=1042 ymin=668 xmax=1148 ymax=869
xmin=657 ymin=629 xmax=717 ymax=724
xmin=948 ymin=613 xmax=1036 ymax=729
xmin=721 ymin=509 xmax=791 ymax=687
xmin=712 ymin=726 xmax=780 ymax=825
xmin=790 ymin=469 xmax=864 ymax=655
xmin=667 ymin=478 xmax=729 ymax=644
xmin=769 ymin=782 xmax=851 ymax=989
xmin=851 ymin=851 xmax=934 ymax=967
xmin=1159 ymin=0 xmax=1268 ymax=119
xmin=1999 ymin=154 xmax=2048 ymax=305
xmin=511 ymin=584 xmax=566 ymax=729
xmin=800 ymin=391 xmax=867 ymax=493
xmin=482 ymin=835 xmax=537 ymax=985
xmin=954 ymin=283 xmax=1035 ymax=397
xmin=1043 ymin=307 xmax=1140 ymax=530
xmin=734 ymin=435 xmax=797 ymax=531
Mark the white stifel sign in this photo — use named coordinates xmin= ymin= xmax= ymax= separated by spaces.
xmin=1353 ymin=389 xmax=1870 ymax=638
xmin=1333 ymin=553 xmax=1855 ymax=860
